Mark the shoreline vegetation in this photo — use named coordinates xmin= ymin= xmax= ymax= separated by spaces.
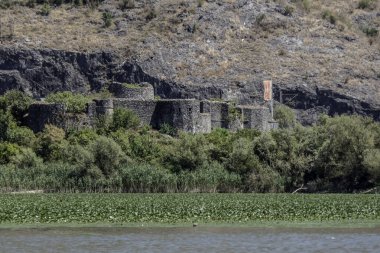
xmin=0 ymin=194 xmax=379 ymax=227
xmin=0 ymin=90 xmax=379 ymax=193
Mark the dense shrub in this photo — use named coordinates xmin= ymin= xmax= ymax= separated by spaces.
xmin=322 ymin=10 xmax=337 ymax=25
xmin=102 ymin=12 xmax=113 ymax=27
xmin=67 ymin=128 xmax=99 ymax=146
xmin=362 ymin=26 xmax=379 ymax=37
xmin=274 ymin=104 xmax=296 ymax=128
xmin=0 ymin=142 xmax=21 ymax=164
xmin=310 ymin=116 xmax=377 ymax=192
xmin=35 ymin=125 xmax=66 ymax=160
xmin=90 ymin=136 xmax=126 ymax=176
xmin=164 ymin=133 xmax=210 ymax=173
xmin=45 ymin=91 xmax=90 ymax=113
xmin=0 ymin=94 xmax=378 ymax=194
xmin=110 ymin=108 xmax=140 ymax=131
xmin=10 ymin=148 xmax=43 ymax=169
xmin=120 ymin=165 xmax=176 ymax=193
xmin=6 ymin=125 xmax=37 ymax=147
xmin=358 ymin=0 xmax=377 ymax=10
xmin=0 ymin=90 xmax=33 ymax=123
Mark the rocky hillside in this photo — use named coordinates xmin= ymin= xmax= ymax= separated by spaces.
xmin=0 ymin=0 xmax=379 ymax=123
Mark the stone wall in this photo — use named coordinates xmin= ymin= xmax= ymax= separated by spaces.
xmin=153 ymin=99 xmax=200 ymax=133
xmin=27 ymin=98 xmax=273 ymax=133
xmin=113 ymin=99 xmax=157 ymax=126
xmin=28 ymin=103 xmax=66 ymax=132
xmin=239 ymin=106 xmax=272 ymax=131
xmin=200 ymin=101 xmax=229 ymax=129
xmin=28 ymin=103 xmax=91 ymax=132
xmin=195 ymin=113 xmax=212 ymax=133
xmin=109 ymin=82 xmax=154 ymax=100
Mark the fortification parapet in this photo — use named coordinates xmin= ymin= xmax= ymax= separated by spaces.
xmin=109 ymin=82 xmax=154 ymax=100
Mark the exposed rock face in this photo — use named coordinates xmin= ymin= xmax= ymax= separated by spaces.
xmin=0 ymin=0 xmax=379 ymax=124
xmin=0 ymin=47 xmax=115 ymax=97
xmin=0 ymin=45 xmax=379 ymax=124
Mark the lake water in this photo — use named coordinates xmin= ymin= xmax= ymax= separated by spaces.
xmin=0 ymin=227 xmax=380 ymax=253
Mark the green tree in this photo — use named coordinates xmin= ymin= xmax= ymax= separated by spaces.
xmin=90 ymin=136 xmax=126 ymax=177
xmin=313 ymin=116 xmax=376 ymax=192
xmin=0 ymin=90 xmax=33 ymax=123
xmin=110 ymin=108 xmax=140 ymax=132
xmin=274 ymin=104 xmax=296 ymax=128
xmin=35 ymin=124 xmax=66 ymax=160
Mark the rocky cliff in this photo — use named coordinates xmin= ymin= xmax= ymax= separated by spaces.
xmin=0 ymin=0 xmax=379 ymax=123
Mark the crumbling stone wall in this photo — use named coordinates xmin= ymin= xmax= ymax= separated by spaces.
xmin=201 ymin=101 xmax=229 ymax=129
xmin=27 ymin=80 xmax=274 ymax=133
xmin=153 ymin=99 xmax=201 ymax=133
xmin=239 ymin=106 xmax=272 ymax=131
xmin=109 ymin=82 xmax=154 ymax=100
xmin=113 ymin=99 xmax=157 ymax=126
xmin=28 ymin=103 xmax=66 ymax=132
xmin=28 ymin=103 xmax=91 ymax=132
xmin=195 ymin=113 xmax=212 ymax=133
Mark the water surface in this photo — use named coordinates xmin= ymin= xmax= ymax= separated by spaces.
xmin=1 ymin=227 xmax=379 ymax=253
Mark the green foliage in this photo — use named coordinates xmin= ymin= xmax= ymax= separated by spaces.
xmin=45 ymin=91 xmax=90 ymax=113
xmin=102 ymin=12 xmax=113 ymax=28
xmin=38 ymin=2 xmax=51 ymax=16
xmin=361 ymin=26 xmax=379 ymax=37
xmin=197 ymin=0 xmax=205 ymax=7
xmin=0 ymin=194 xmax=379 ymax=224
xmin=245 ymin=166 xmax=284 ymax=193
xmin=178 ymin=163 xmax=241 ymax=193
xmin=0 ymin=142 xmax=21 ymax=164
xmin=110 ymin=108 xmax=140 ymax=132
xmin=158 ymin=123 xmax=177 ymax=136
xmin=6 ymin=125 xmax=37 ymax=147
xmin=67 ymin=128 xmax=99 ymax=146
xmin=322 ymin=10 xmax=337 ymax=25
xmin=227 ymin=104 xmax=242 ymax=124
xmin=311 ymin=116 xmax=376 ymax=191
xmin=120 ymin=165 xmax=176 ymax=193
xmin=164 ymin=133 xmax=210 ymax=173
xmin=0 ymin=110 xmax=15 ymax=141
xmin=225 ymin=138 xmax=260 ymax=175
xmin=284 ymin=5 xmax=294 ymax=16
xmin=0 ymin=90 xmax=33 ymax=123
xmin=301 ymin=0 xmax=311 ymax=12
xmin=0 ymin=0 xmax=13 ymax=9
xmin=364 ymin=149 xmax=380 ymax=185
xmin=10 ymin=147 xmax=43 ymax=169
xmin=358 ymin=0 xmax=377 ymax=10
xmin=256 ymin=14 xmax=266 ymax=26
xmin=35 ymin=124 xmax=66 ymax=160
xmin=274 ymin=104 xmax=296 ymax=128
xmin=90 ymin=136 xmax=126 ymax=176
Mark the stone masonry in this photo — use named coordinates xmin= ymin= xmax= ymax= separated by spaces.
xmin=27 ymin=83 xmax=276 ymax=133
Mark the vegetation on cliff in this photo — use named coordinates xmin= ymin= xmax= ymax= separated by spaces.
xmin=0 ymin=90 xmax=379 ymax=193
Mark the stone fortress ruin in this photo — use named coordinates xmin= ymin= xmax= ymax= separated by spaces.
xmin=28 ymin=82 xmax=278 ymax=133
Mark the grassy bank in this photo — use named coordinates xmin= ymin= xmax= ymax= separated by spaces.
xmin=1 ymin=194 xmax=379 ymax=227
